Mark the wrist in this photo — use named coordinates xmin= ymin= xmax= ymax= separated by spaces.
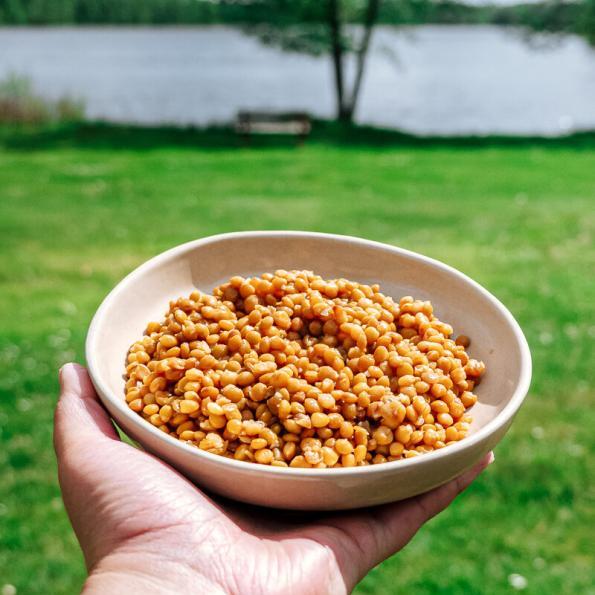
xmin=83 ymin=550 xmax=227 ymax=595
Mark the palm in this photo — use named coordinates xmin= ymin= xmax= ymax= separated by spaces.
xmin=55 ymin=364 xmax=492 ymax=595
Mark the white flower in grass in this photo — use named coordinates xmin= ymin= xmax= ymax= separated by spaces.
xmin=538 ymin=331 xmax=553 ymax=345
xmin=16 ymin=399 xmax=32 ymax=412
xmin=567 ymin=443 xmax=585 ymax=457
xmin=508 ymin=574 xmax=528 ymax=590
xmin=60 ymin=300 xmax=78 ymax=316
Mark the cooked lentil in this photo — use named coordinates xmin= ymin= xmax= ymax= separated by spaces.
xmin=124 ymin=271 xmax=485 ymax=467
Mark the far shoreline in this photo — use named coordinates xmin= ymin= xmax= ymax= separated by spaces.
xmin=2 ymin=120 xmax=595 ymax=150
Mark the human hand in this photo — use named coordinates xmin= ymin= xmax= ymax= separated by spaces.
xmin=54 ymin=363 xmax=493 ymax=595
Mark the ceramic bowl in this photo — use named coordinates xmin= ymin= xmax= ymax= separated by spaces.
xmin=86 ymin=231 xmax=531 ymax=510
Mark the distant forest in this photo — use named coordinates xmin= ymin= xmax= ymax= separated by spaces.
xmin=0 ymin=0 xmax=593 ymax=43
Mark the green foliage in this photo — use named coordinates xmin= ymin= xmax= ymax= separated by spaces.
xmin=381 ymin=0 xmax=482 ymax=25
xmin=488 ymin=1 xmax=582 ymax=34
xmin=0 ymin=74 xmax=84 ymax=124
xmin=0 ymin=0 xmax=219 ymax=24
xmin=0 ymin=122 xmax=594 ymax=594
xmin=0 ymin=0 xmax=28 ymax=23
xmin=72 ymin=0 xmax=218 ymax=24
xmin=0 ymin=0 xmax=593 ymax=45
xmin=579 ymin=0 xmax=595 ymax=43
xmin=245 ymin=23 xmax=331 ymax=55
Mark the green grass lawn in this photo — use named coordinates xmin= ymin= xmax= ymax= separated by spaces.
xmin=0 ymin=124 xmax=593 ymax=594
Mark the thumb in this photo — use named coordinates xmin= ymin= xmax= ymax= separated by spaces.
xmin=54 ymin=363 xmax=122 ymax=568
xmin=54 ymin=362 xmax=119 ymax=460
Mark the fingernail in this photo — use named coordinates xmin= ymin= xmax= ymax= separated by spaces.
xmin=59 ymin=362 xmax=77 ymax=388
xmin=487 ymin=451 xmax=495 ymax=465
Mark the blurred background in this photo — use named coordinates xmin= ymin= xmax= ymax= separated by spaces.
xmin=0 ymin=1 xmax=593 ymax=594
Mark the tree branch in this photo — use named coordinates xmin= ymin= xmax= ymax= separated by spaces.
xmin=347 ymin=0 xmax=381 ymax=118
xmin=328 ymin=0 xmax=347 ymax=120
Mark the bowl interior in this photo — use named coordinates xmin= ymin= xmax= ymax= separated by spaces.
xmin=89 ymin=232 xmax=525 ymax=440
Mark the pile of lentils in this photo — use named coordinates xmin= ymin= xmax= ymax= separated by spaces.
xmin=125 ymin=270 xmax=485 ymax=468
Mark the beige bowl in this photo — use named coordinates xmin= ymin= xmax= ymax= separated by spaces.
xmin=86 ymin=231 xmax=531 ymax=510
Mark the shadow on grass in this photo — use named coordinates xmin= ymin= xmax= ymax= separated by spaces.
xmin=2 ymin=120 xmax=595 ymax=151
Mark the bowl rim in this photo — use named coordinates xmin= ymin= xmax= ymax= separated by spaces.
xmin=86 ymin=230 xmax=532 ymax=478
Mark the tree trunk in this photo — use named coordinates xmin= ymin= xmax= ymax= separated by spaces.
xmin=346 ymin=0 xmax=381 ymax=120
xmin=328 ymin=0 xmax=349 ymax=121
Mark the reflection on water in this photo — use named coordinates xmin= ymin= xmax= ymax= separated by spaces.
xmin=0 ymin=25 xmax=594 ymax=134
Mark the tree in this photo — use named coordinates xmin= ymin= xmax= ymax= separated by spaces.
xmin=235 ymin=0 xmax=382 ymax=123
xmin=331 ymin=0 xmax=381 ymax=121
xmin=580 ymin=0 xmax=595 ymax=44
xmin=0 ymin=0 xmax=28 ymax=23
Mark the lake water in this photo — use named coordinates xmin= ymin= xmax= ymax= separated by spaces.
xmin=1 ymin=25 xmax=594 ymax=135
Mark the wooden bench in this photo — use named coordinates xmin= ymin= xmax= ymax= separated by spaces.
xmin=235 ymin=111 xmax=311 ymax=144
